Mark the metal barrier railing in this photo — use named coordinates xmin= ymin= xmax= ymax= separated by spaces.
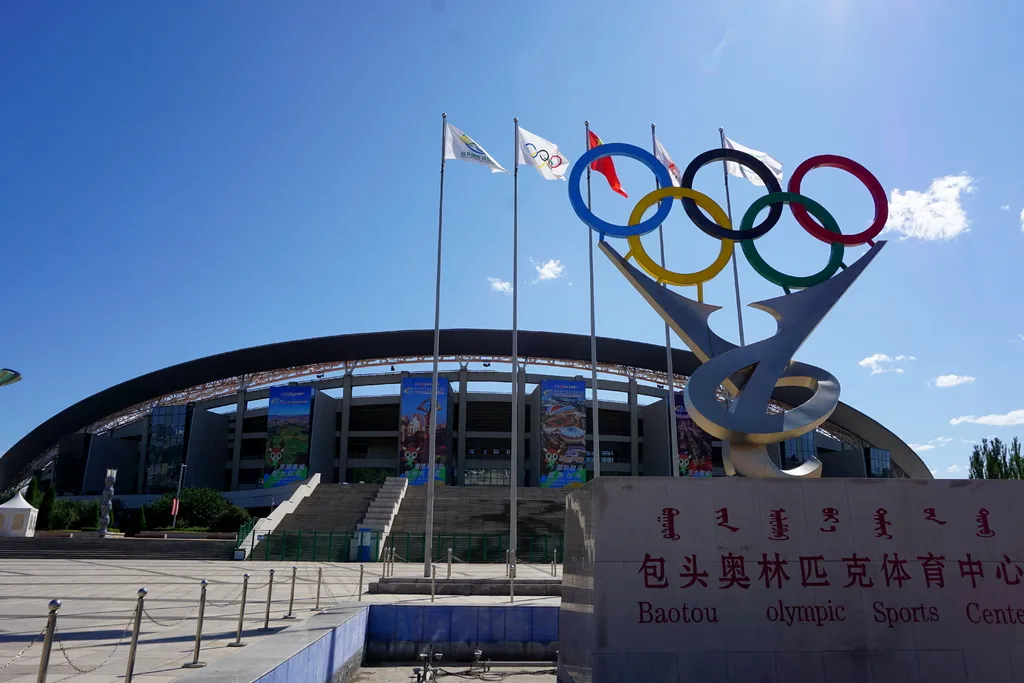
xmin=251 ymin=529 xmax=565 ymax=564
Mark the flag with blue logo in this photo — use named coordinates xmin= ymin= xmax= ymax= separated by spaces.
xmin=444 ymin=123 xmax=507 ymax=173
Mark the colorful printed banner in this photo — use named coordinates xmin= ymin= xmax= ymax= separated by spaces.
xmin=676 ymin=393 xmax=713 ymax=477
xmin=399 ymin=377 xmax=449 ymax=485
xmin=263 ymin=386 xmax=314 ymax=488
xmin=540 ymin=379 xmax=587 ymax=489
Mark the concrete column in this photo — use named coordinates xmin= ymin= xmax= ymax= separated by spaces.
xmin=517 ymin=367 xmax=527 ymax=487
xmin=629 ymin=377 xmax=639 ymax=477
xmin=339 ymin=373 xmax=353 ymax=482
xmin=137 ymin=415 xmax=150 ymax=494
xmin=230 ymin=389 xmax=245 ymax=491
xmin=457 ymin=366 xmax=468 ymax=485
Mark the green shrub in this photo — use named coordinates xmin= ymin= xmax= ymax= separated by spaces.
xmin=146 ymin=487 xmax=233 ymax=529
xmin=212 ymin=505 xmax=251 ymax=533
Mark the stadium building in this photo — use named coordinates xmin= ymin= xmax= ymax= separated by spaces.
xmin=0 ymin=329 xmax=930 ymax=502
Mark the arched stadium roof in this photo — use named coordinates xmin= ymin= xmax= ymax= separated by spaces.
xmin=0 ymin=329 xmax=931 ymax=486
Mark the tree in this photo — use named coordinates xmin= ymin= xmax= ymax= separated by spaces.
xmin=25 ymin=478 xmax=42 ymax=508
xmin=37 ymin=487 xmax=55 ymax=531
xmin=969 ymin=437 xmax=1024 ymax=479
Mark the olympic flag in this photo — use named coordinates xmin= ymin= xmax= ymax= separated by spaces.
xmin=516 ymin=127 xmax=569 ymax=181
xmin=653 ymin=136 xmax=682 ymax=187
xmin=444 ymin=122 xmax=507 ymax=173
xmin=724 ymin=136 xmax=783 ymax=187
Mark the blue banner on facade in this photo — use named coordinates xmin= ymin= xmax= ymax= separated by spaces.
xmin=540 ymin=379 xmax=587 ymax=489
xmin=263 ymin=386 xmax=314 ymax=488
xmin=399 ymin=377 xmax=449 ymax=485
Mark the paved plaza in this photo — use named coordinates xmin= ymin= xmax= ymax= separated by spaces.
xmin=0 ymin=559 xmax=560 ymax=683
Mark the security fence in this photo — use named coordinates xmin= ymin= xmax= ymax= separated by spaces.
xmin=252 ymin=529 xmax=565 ymax=565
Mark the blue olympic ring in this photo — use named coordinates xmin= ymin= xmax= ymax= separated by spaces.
xmin=568 ymin=143 xmax=673 ymax=239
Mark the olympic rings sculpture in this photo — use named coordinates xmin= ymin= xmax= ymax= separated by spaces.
xmin=567 ymin=143 xmax=888 ymax=296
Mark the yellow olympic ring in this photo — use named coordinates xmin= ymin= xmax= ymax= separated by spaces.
xmin=625 ymin=187 xmax=734 ymax=300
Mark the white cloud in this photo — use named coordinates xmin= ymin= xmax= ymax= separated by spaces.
xmin=950 ymin=409 xmax=1024 ymax=427
xmin=1020 ymin=208 xmax=1024 ymax=234
xmin=487 ymin=277 xmax=513 ymax=295
xmin=929 ymin=467 xmax=938 ymax=476
xmin=946 ymin=464 xmax=962 ymax=474
xmin=858 ymin=353 xmax=916 ymax=375
xmin=1000 ymin=205 xmax=1010 ymax=210
xmin=532 ymin=259 xmax=565 ymax=282
xmin=961 ymin=438 xmax=976 ymax=445
xmin=885 ymin=174 xmax=975 ymax=240
xmin=931 ymin=374 xmax=976 ymax=388
xmin=1018 ymin=333 xmax=1024 ymax=342
xmin=909 ymin=443 xmax=936 ymax=452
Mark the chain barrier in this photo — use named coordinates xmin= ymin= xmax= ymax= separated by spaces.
xmin=0 ymin=628 xmax=44 ymax=672
xmin=142 ymin=599 xmax=200 ymax=629
xmin=53 ymin=611 xmax=135 ymax=676
xmin=205 ymin=584 xmax=246 ymax=608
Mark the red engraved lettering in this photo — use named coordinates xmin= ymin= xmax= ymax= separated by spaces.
xmin=715 ymin=507 xmax=739 ymax=533
xmin=842 ymin=554 xmax=874 ymax=588
xmin=719 ymin=553 xmax=751 ymax=590
xmin=873 ymin=508 xmax=893 ymax=539
xmin=959 ymin=553 xmax=984 ymax=589
xmin=799 ymin=555 xmax=830 ymax=587
xmin=923 ymin=508 xmax=947 ymax=525
xmin=768 ymin=508 xmax=790 ymax=541
xmin=882 ymin=553 xmax=912 ymax=588
xmin=996 ymin=555 xmax=1023 ymax=585
xmin=820 ymin=507 xmax=839 ymax=533
xmin=678 ymin=554 xmax=709 ymax=588
xmin=975 ymin=508 xmax=996 ymax=538
xmin=658 ymin=507 xmax=680 ymax=541
xmin=757 ymin=552 xmax=791 ymax=588
xmin=638 ymin=553 xmax=668 ymax=589
xmin=917 ymin=553 xmax=946 ymax=588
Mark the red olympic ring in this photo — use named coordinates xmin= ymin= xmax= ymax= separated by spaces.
xmin=787 ymin=155 xmax=888 ymax=246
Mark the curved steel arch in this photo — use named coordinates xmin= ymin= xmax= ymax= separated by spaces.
xmin=0 ymin=328 xmax=930 ymax=486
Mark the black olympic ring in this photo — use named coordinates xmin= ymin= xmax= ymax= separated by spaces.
xmin=679 ymin=149 xmax=783 ymax=241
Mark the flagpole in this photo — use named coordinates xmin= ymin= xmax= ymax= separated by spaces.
xmin=424 ymin=113 xmax=446 ymax=578
xmin=584 ymin=121 xmax=601 ymax=481
xmin=719 ymin=127 xmax=746 ymax=346
xmin=652 ymin=124 xmax=680 ymax=478
xmin=510 ymin=118 xmax=520 ymax=570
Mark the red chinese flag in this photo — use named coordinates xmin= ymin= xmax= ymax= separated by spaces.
xmin=587 ymin=130 xmax=628 ymax=198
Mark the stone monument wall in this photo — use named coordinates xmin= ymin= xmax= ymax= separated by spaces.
xmin=559 ymin=477 xmax=1024 ymax=683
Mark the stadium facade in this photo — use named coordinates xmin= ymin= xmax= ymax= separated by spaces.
xmin=0 ymin=329 xmax=930 ymax=497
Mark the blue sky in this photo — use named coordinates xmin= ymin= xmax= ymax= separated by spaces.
xmin=2 ymin=0 xmax=1023 ymax=478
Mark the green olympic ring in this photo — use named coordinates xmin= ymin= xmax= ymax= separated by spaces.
xmin=739 ymin=192 xmax=845 ymax=291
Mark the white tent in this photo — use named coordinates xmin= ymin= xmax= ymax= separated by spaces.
xmin=0 ymin=492 xmax=38 ymax=537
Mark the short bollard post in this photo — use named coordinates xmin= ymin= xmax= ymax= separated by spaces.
xmin=510 ymin=565 xmax=515 ymax=603
xmin=313 ymin=567 xmax=323 ymax=611
xmin=35 ymin=599 xmax=60 ymax=683
xmin=182 ymin=580 xmax=208 ymax=669
xmin=283 ymin=566 xmax=297 ymax=619
xmin=228 ymin=574 xmax=249 ymax=647
xmin=124 ymin=588 xmax=147 ymax=683
xmin=430 ymin=565 xmax=436 ymax=603
xmin=357 ymin=564 xmax=364 ymax=602
xmin=551 ymin=549 xmax=557 ymax=577
xmin=505 ymin=549 xmax=510 ymax=577
xmin=262 ymin=569 xmax=275 ymax=630
xmin=447 ymin=547 xmax=452 ymax=579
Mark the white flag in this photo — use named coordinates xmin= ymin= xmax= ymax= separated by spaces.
xmin=516 ymin=126 xmax=570 ymax=181
xmin=724 ymin=136 xmax=783 ymax=187
xmin=653 ymin=136 xmax=682 ymax=187
xmin=444 ymin=123 xmax=507 ymax=173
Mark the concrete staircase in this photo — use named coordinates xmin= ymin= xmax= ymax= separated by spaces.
xmin=387 ymin=486 xmax=567 ymax=562
xmin=357 ymin=477 xmax=408 ymax=550
xmin=0 ymin=536 xmax=235 ymax=560
xmin=252 ymin=483 xmax=382 ymax=561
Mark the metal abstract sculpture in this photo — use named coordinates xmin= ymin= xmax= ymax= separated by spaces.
xmin=569 ymin=144 xmax=888 ymax=478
